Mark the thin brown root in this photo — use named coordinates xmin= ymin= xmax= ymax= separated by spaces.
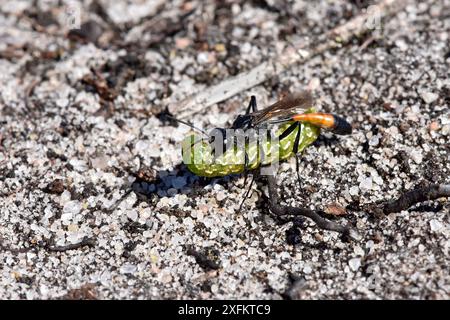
xmin=266 ymin=175 xmax=359 ymax=241
xmin=381 ymin=184 xmax=450 ymax=214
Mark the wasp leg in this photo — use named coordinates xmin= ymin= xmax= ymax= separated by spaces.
xmin=278 ymin=122 xmax=303 ymax=188
xmin=292 ymin=123 xmax=301 ymax=154
xmin=246 ymin=95 xmax=258 ymax=114
xmin=278 ymin=122 xmax=298 ymax=141
xmin=239 ymin=132 xmax=254 ymax=210
xmin=242 ymin=150 xmax=250 ymax=184
xmin=292 ymin=123 xmax=302 ymax=188
xmin=294 ymin=154 xmax=302 ymax=188
xmin=266 ymin=175 xmax=359 ymax=240
xmin=238 ymin=174 xmax=255 ymax=213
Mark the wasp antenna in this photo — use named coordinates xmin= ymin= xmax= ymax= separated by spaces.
xmin=165 ymin=114 xmax=209 ymax=137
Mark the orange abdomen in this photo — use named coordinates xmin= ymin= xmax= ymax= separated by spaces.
xmin=292 ymin=113 xmax=336 ymax=129
xmin=293 ymin=113 xmax=352 ymax=135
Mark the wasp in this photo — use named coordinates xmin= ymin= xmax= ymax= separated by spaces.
xmin=181 ymin=91 xmax=352 ymax=178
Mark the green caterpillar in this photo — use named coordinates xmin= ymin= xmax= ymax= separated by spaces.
xmin=181 ymin=109 xmax=320 ymax=177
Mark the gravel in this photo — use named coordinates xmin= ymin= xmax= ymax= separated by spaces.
xmin=0 ymin=0 xmax=449 ymax=299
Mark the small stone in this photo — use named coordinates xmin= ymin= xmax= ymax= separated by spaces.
xmin=135 ymin=140 xmax=150 ymax=153
xmin=354 ymin=245 xmax=365 ymax=256
xmin=43 ymin=206 xmax=55 ymax=220
xmin=210 ymin=284 xmax=219 ymax=294
xmin=61 ymin=200 xmax=81 ymax=224
xmin=420 ymin=91 xmax=439 ymax=104
xmin=359 ymin=177 xmax=373 ymax=191
xmin=366 ymin=240 xmax=374 ymax=249
xmin=216 ymin=191 xmax=226 ymax=201
xmin=120 ymin=263 xmax=137 ymax=274
xmin=303 ymin=264 xmax=312 ymax=274
xmin=307 ymin=77 xmax=320 ymax=91
xmin=197 ymin=52 xmax=211 ymax=64
xmin=373 ymin=175 xmax=383 ymax=186
xmin=410 ymin=150 xmax=423 ymax=164
xmin=63 ymin=200 xmax=82 ymax=216
xmin=248 ymin=247 xmax=257 ymax=256
xmin=241 ymin=42 xmax=252 ymax=54
xmin=297 ymin=49 xmax=309 ymax=58
xmin=91 ymin=156 xmax=108 ymax=170
xmin=175 ymin=37 xmax=191 ymax=49
xmin=348 ymin=228 xmax=362 ymax=242
xmin=395 ymin=39 xmax=408 ymax=51
xmin=214 ymin=43 xmax=226 ymax=52
xmin=69 ymin=159 xmax=88 ymax=172
xmin=160 ymin=272 xmax=173 ymax=284
xmin=67 ymin=224 xmax=78 ymax=232
xmin=349 ymin=186 xmax=359 ymax=196
xmin=140 ymin=208 xmax=152 ymax=220
xmin=59 ymin=190 xmax=71 ymax=206
xmin=368 ymin=135 xmax=379 ymax=146
xmin=349 ymin=258 xmax=361 ymax=272
xmin=127 ymin=210 xmax=138 ymax=222
xmin=56 ymin=98 xmax=69 ymax=108
xmin=324 ymin=202 xmax=347 ymax=216
xmin=429 ymin=121 xmax=440 ymax=131
xmin=44 ymin=179 xmax=65 ymax=194
xmin=429 ymin=219 xmax=443 ymax=232
xmin=441 ymin=124 xmax=450 ymax=135
xmin=314 ymin=233 xmax=323 ymax=242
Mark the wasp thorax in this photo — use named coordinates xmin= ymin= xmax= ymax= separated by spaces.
xmin=231 ymin=114 xmax=254 ymax=130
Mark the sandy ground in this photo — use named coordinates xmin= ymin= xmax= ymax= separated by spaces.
xmin=0 ymin=0 xmax=449 ymax=299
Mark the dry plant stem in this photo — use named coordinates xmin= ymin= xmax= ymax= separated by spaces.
xmin=266 ymin=175 xmax=356 ymax=238
xmin=168 ymin=0 xmax=410 ymax=118
xmin=47 ymin=237 xmax=96 ymax=252
xmin=382 ymin=184 xmax=450 ymax=214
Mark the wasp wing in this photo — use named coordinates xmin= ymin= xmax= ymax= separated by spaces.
xmin=249 ymin=91 xmax=313 ymax=126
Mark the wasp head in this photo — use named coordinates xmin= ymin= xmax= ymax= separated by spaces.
xmin=231 ymin=115 xmax=254 ymax=130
